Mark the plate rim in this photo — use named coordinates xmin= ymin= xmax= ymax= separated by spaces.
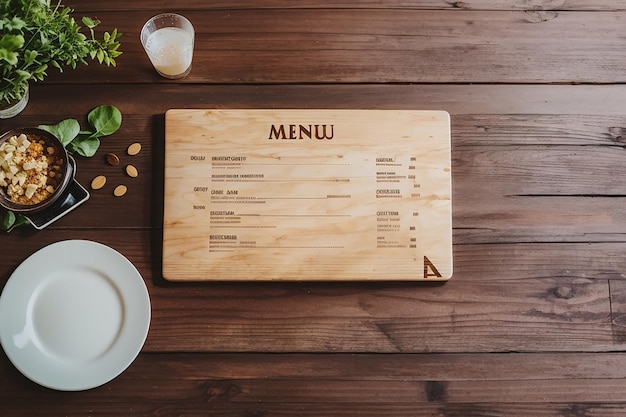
xmin=0 ymin=239 xmax=151 ymax=391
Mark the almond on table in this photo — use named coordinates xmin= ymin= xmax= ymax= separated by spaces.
xmin=127 ymin=143 xmax=142 ymax=156
xmin=91 ymin=175 xmax=107 ymax=190
xmin=125 ymin=164 xmax=138 ymax=178
xmin=113 ymin=184 xmax=127 ymax=197
xmin=106 ymin=153 xmax=120 ymax=166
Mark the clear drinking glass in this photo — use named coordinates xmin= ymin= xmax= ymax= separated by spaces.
xmin=140 ymin=13 xmax=195 ymax=79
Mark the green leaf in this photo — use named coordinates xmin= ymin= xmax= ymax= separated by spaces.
xmin=38 ymin=119 xmax=81 ymax=146
xmin=0 ymin=17 xmax=26 ymax=32
xmin=33 ymin=64 xmax=48 ymax=80
xmin=0 ymin=49 xmax=18 ymax=65
xmin=87 ymin=105 xmax=122 ymax=137
xmin=14 ymin=70 xmax=31 ymax=83
xmin=67 ymin=136 xmax=100 ymax=157
xmin=0 ymin=209 xmax=16 ymax=231
xmin=0 ymin=209 xmax=28 ymax=232
xmin=82 ymin=17 xmax=97 ymax=29
xmin=0 ymin=34 xmax=24 ymax=65
xmin=23 ymin=50 xmax=38 ymax=65
xmin=0 ymin=34 xmax=24 ymax=50
xmin=8 ymin=215 xmax=30 ymax=232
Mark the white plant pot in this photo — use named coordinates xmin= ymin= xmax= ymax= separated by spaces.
xmin=0 ymin=87 xmax=29 ymax=119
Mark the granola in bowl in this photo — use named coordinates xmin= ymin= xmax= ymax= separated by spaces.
xmin=0 ymin=128 xmax=70 ymax=213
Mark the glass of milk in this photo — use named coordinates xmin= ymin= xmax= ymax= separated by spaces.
xmin=141 ymin=13 xmax=195 ymax=79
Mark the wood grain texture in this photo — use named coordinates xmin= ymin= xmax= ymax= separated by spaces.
xmin=162 ymin=109 xmax=452 ymax=281
xmin=0 ymin=232 xmax=621 ymax=354
xmin=73 ymin=0 xmax=626 ymax=12
xmin=5 ymin=85 xmax=625 ymax=245
xmin=35 ymin=9 xmax=626 ymax=84
xmin=3 ymin=353 xmax=626 ymax=416
xmin=2 ymin=1 xmax=626 ymax=415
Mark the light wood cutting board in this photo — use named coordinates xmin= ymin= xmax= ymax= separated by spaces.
xmin=163 ymin=109 xmax=452 ymax=281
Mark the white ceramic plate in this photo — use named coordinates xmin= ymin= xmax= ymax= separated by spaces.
xmin=0 ymin=240 xmax=151 ymax=391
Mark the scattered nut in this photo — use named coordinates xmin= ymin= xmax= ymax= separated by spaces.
xmin=106 ymin=152 xmax=120 ymax=166
xmin=92 ymin=144 xmax=141 ymax=198
xmin=113 ymin=184 xmax=127 ymax=197
xmin=91 ymin=175 xmax=107 ymax=190
xmin=125 ymin=164 xmax=138 ymax=178
xmin=127 ymin=143 xmax=141 ymax=156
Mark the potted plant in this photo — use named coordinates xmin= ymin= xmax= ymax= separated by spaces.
xmin=0 ymin=0 xmax=122 ymax=118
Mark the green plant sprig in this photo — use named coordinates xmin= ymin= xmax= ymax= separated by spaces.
xmin=0 ymin=105 xmax=122 ymax=232
xmin=0 ymin=0 xmax=122 ymax=105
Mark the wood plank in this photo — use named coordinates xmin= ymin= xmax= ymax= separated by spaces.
xmin=457 ymin=146 xmax=626 ymax=195
xmin=455 ymin=114 xmax=626 ymax=147
xmin=103 ymin=352 xmax=626 ymax=380
xmin=145 ymin=277 xmax=614 ymax=353
xmin=15 ymin=84 xmax=626 ymax=117
xmin=74 ymin=0 xmax=626 ymax=12
xmin=609 ymin=280 xmax=626 ymax=343
xmin=456 ymin=243 xmax=626 ymax=281
xmin=38 ymin=9 xmax=626 ymax=84
xmin=4 ymin=353 xmax=626 ymax=416
xmin=454 ymin=195 xmax=626 ymax=244
xmin=6 ymin=403 xmax=626 ymax=417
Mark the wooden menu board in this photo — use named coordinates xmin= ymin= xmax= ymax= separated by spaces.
xmin=163 ymin=109 xmax=452 ymax=281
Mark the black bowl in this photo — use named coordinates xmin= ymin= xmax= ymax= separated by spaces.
xmin=0 ymin=128 xmax=71 ymax=214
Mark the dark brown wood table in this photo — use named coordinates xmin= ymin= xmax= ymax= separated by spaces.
xmin=3 ymin=1 xmax=626 ymax=415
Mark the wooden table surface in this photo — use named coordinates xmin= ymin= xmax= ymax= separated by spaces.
xmin=2 ymin=1 xmax=626 ymax=415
